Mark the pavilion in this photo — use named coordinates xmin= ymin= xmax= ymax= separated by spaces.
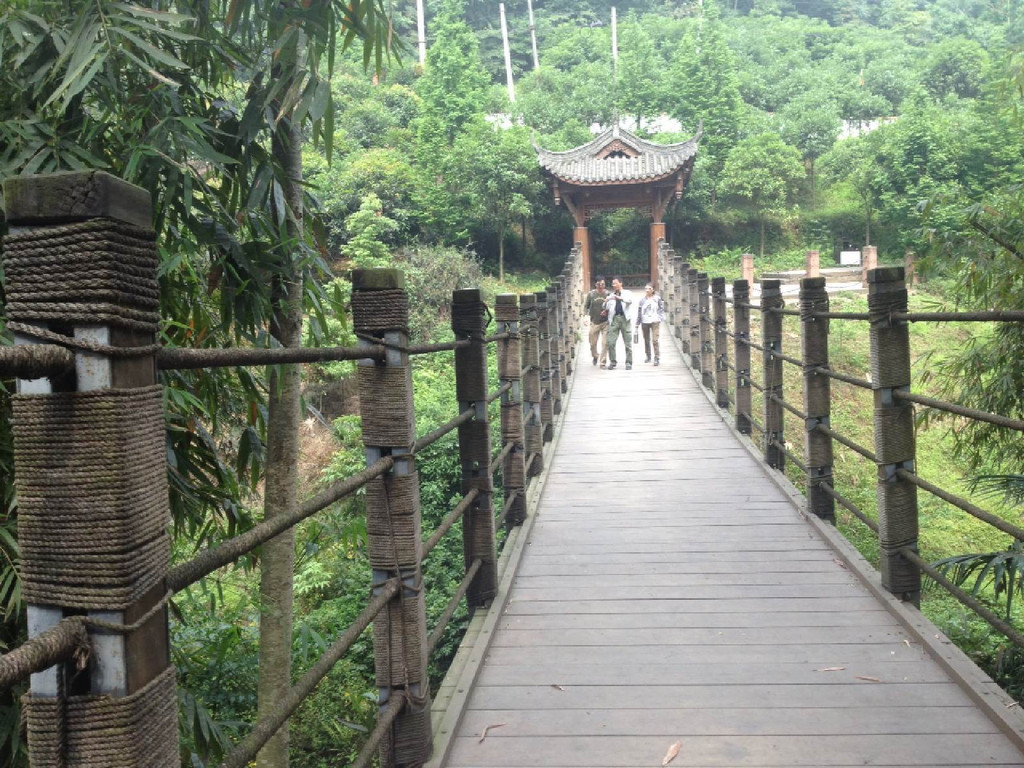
xmin=534 ymin=123 xmax=701 ymax=287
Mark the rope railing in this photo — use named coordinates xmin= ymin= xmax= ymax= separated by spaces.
xmin=819 ymin=483 xmax=878 ymax=534
xmin=895 ymin=468 xmax=1024 ymax=542
xmin=156 ymin=343 xmax=384 ymax=369
xmin=218 ymin=578 xmax=401 ymax=768
xmin=812 ymin=366 xmax=872 ymax=390
xmin=496 ymin=491 xmax=520 ymax=527
xmin=489 ymin=440 xmax=514 ymax=477
xmin=487 ymin=380 xmax=513 ymax=405
xmin=768 ymin=435 xmax=807 ymax=474
xmin=0 ymin=616 xmax=89 ymax=689
xmin=814 ymin=422 xmax=877 ymax=463
xmin=0 ymin=344 xmax=75 ymax=378
xmin=427 ymin=558 xmax=483 ymax=654
xmin=412 ymin=407 xmax=475 ymax=454
xmin=422 ymin=489 xmax=481 ymax=558
xmin=350 ymin=693 xmax=407 ymax=768
xmin=768 ymin=392 xmax=808 ymax=421
xmin=168 ymin=455 xmax=395 ymax=591
xmin=892 ymin=389 xmax=1024 ymax=433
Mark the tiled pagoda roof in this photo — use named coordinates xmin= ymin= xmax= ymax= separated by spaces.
xmin=534 ymin=123 xmax=701 ymax=185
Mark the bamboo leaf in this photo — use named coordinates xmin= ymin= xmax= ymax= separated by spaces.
xmin=110 ymin=26 xmax=189 ymax=69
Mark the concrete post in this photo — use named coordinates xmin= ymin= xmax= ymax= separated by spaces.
xmin=861 ymin=245 xmax=878 ymax=286
xmin=805 ymin=250 xmax=820 ymax=278
xmin=742 ymin=253 xmax=755 ymax=286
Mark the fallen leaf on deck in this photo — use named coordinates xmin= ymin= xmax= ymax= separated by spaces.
xmin=856 ymin=676 xmax=882 ymax=683
xmin=833 ymin=558 xmax=847 ymax=569
xmin=1006 ymin=701 xmax=1019 ymax=709
xmin=478 ymin=723 xmax=505 ymax=743
xmin=662 ymin=740 xmax=681 ymax=766
xmin=551 ymin=684 xmax=565 ymax=691
xmin=903 ymin=639 xmax=911 ymax=647
xmin=816 ymin=667 xmax=845 ymax=672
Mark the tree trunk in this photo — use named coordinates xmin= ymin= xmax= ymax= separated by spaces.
xmin=499 ymin=229 xmax=505 ymax=282
xmin=257 ymin=104 xmax=304 ymax=768
xmin=866 ymin=204 xmax=872 ymax=246
xmin=809 ymin=158 xmax=816 ymax=209
xmin=759 ymin=217 xmax=766 ymax=258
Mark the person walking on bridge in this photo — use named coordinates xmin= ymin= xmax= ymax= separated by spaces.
xmin=636 ymin=283 xmax=665 ymax=366
xmin=604 ymin=277 xmax=635 ymax=370
xmin=584 ymin=277 xmax=609 ymax=367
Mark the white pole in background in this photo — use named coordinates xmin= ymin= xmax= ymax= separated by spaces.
xmin=416 ymin=0 xmax=426 ymax=65
xmin=528 ymin=0 xmax=540 ymax=71
xmin=500 ymin=3 xmax=516 ymax=102
xmin=611 ymin=6 xmax=618 ymax=73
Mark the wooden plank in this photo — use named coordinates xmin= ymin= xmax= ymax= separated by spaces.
xmin=464 ymin=682 xmax=975 ymax=711
xmin=511 ymin=572 xmax=857 ymax=587
xmin=496 ymin=610 xmax=895 ymax=630
xmin=508 ymin=584 xmax=863 ymax=601
xmin=457 ymin=706 xmax=1000 ymax=737
xmin=475 ymin=660 xmax=952 ymax=686
xmin=517 ymin=559 xmax=849 ymax=576
xmin=482 ymin=642 xmax=925 ymax=666
xmin=503 ymin=597 xmax=885 ymax=615
xmin=490 ymin=625 xmax=911 ymax=647
xmin=446 ymin=734 xmax=1024 ymax=766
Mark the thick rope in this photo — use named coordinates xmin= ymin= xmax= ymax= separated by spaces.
xmin=13 ymin=387 xmax=169 ymax=610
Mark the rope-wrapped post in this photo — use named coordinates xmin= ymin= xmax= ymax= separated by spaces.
xmin=3 ymin=170 xmax=176 ymax=767
xmin=351 ymin=268 xmax=432 ymax=766
xmin=664 ymin=248 xmax=676 ymax=329
xmin=762 ymin=279 xmax=785 ymax=469
xmin=687 ymin=268 xmax=700 ymax=367
xmin=452 ymin=289 xmax=498 ymax=607
xmin=496 ymin=295 xmax=528 ymax=527
xmin=868 ymin=267 xmax=920 ymax=605
xmin=536 ymin=290 xmax=555 ymax=442
xmin=520 ymin=294 xmax=545 ymax=476
xmin=675 ymin=257 xmax=688 ymax=343
xmin=547 ymin=284 xmax=564 ymax=411
xmin=712 ymin=277 xmax=729 ymax=408
xmin=800 ymin=277 xmax=835 ymax=523
xmin=558 ymin=273 xmax=572 ymax=379
xmin=698 ymin=273 xmax=714 ymax=390
xmin=734 ymin=280 xmax=752 ymax=435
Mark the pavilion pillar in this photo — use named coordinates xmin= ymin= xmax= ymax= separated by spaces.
xmin=575 ymin=227 xmax=591 ymax=290
xmin=649 ymin=221 xmax=665 ymax=283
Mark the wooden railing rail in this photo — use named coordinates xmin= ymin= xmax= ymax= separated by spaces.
xmin=0 ymin=171 xmax=584 ymax=767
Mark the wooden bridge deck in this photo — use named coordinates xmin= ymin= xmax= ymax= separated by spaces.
xmin=436 ymin=332 xmax=1024 ymax=767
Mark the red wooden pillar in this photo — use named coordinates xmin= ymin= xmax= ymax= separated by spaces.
xmin=650 ymin=221 xmax=665 ymax=282
xmin=575 ymin=226 xmax=591 ymax=290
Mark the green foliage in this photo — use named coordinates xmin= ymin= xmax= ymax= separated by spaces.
xmin=343 ymin=193 xmax=400 ymax=268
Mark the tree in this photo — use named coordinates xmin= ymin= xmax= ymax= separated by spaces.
xmin=616 ymin=15 xmax=663 ymax=130
xmin=667 ymin=2 xmax=742 ymax=176
xmin=343 ymin=193 xmax=400 ymax=268
xmin=415 ymin=0 xmax=491 ymax=146
xmin=779 ymin=92 xmax=842 ymax=207
xmin=454 ymin=122 xmax=543 ymax=279
xmin=719 ymin=133 xmax=805 ymax=256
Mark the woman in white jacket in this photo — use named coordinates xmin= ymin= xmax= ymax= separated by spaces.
xmin=635 ymin=283 xmax=665 ymax=365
